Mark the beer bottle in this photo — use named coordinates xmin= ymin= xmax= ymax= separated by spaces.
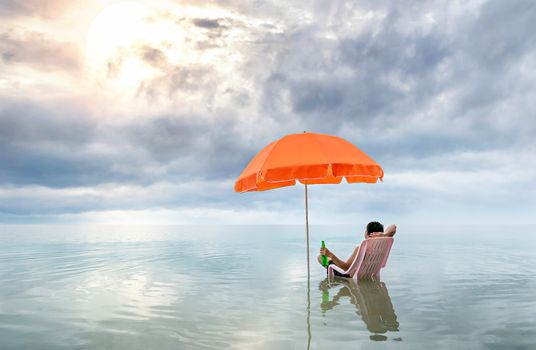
xmin=321 ymin=240 xmax=329 ymax=267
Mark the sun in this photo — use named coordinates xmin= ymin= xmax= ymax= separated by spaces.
xmin=85 ymin=1 xmax=183 ymax=94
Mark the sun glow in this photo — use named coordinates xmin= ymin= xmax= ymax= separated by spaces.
xmin=85 ymin=1 xmax=183 ymax=94
xmin=83 ymin=1 xmax=249 ymax=115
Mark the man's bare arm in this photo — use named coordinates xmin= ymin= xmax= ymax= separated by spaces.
xmin=369 ymin=224 xmax=397 ymax=238
xmin=321 ymin=246 xmax=359 ymax=271
xmin=385 ymin=224 xmax=397 ymax=236
xmin=343 ymin=246 xmax=360 ymax=268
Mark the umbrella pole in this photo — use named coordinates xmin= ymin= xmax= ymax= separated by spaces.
xmin=305 ymin=184 xmax=310 ymax=274
xmin=305 ymin=184 xmax=312 ymax=349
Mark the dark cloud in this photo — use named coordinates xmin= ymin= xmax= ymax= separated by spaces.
xmin=190 ymin=16 xmax=244 ymax=42
xmin=260 ymin=12 xmax=450 ymax=130
xmin=464 ymin=0 xmax=536 ymax=70
xmin=0 ymin=100 xmax=93 ymax=145
xmin=1 ymin=0 xmax=535 ymax=221
xmin=193 ymin=18 xmax=223 ymax=29
xmin=0 ymin=95 xmax=262 ymax=217
xmin=0 ymin=98 xmax=118 ymax=188
xmin=139 ymin=46 xmax=169 ymax=69
xmin=124 ymin=113 xmax=255 ymax=180
xmin=0 ymin=95 xmax=255 ymax=190
xmin=0 ymin=30 xmax=81 ymax=72
xmin=257 ymin=0 xmax=536 ymax=167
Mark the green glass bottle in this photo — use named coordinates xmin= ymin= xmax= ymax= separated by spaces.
xmin=321 ymin=240 xmax=329 ymax=267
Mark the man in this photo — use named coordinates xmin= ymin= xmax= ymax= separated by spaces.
xmin=318 ymin=221 xmax=397 ymax=276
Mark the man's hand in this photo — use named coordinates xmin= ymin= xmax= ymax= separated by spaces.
xmin=385 ymin=224 xmax=397 ymax=236
xmin=320 ymin=246 xmax=332 ymax=258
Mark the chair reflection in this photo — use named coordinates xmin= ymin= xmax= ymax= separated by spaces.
xmin=319 ymin=277 xmax=400 ymax=341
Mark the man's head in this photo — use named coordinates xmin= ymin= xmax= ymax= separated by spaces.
xmin=366 ymin=221 xmax=384 ymax=236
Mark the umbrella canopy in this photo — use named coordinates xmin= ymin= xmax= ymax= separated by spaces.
xmin=235 ymin=132 xmax=384 ymax=192
xmin=234 ymin=132 xmax=384 ymax=274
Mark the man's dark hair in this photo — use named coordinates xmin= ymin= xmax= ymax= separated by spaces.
xmin=366 ymin=221 xmax=384 ymax=235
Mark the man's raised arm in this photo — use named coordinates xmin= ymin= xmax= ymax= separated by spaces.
xmin=369 ymin=224 xmax=397 ymax=238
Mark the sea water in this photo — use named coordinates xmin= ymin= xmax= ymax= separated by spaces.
xmin=0 ymin=224 xmax=535 ymax=349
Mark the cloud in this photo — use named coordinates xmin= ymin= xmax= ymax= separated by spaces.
xmin=137 ymin=66 xmax=196 ymax=100
xmin=0 ymin=181 xmax=233 ymax=215
xmin=0 ymin=30 xmax=81 ymax=73
xmin=463 ymin=0 xmax=536 ymax=70
xmin=0 ymin=95 xmax=257 ymax=189
xmin=136 ymin=65 xmax=214 ymax=102
xmin=192 ymin=18 xmax=224 ymax=29
xmin=139 ymin=46 xmax=169 ymax=69
xmin=256 ymin=0 xmax=536 ymax=165
xmin=122 ymin=113 xmax=255 ymax=179
xmin=0 ymin=0 xmax=535 ymax=223
xmin=0 ymin=98 xmax=107 ymax=187
xmin=0 ymin=0 xmax=69 ymax=18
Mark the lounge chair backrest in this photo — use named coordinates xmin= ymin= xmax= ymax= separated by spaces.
xmin=354 ymin=237 xmax=393 ymax=279
xmin=327 ymin=237 xmax=394 ymax=281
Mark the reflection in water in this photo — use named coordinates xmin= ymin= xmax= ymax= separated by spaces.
xmin=1 ymin=225 xmax=536 ymax=348
xmin=319 ymin=278 xmax=400 ymax=341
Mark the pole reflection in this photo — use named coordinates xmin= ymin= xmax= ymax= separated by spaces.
xmin=319 ymin=277 xmax=400 ymax=341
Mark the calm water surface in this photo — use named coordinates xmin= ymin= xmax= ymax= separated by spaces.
xmin=0 ymin=224 xmax=535 ymax=349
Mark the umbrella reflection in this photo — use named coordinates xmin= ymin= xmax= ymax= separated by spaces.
xmin=319 ymin=277 xmax=400 ymax=341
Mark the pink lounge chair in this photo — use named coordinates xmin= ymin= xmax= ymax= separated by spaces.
xmin=328 ymin=237 xmax=394 ymax=281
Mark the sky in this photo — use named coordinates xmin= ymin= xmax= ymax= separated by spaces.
xmin=0 ymin=0 xmax=535 ymax=224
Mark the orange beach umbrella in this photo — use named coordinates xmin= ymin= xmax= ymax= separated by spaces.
xmin=235 ymin=132 xmax=384 ymax=270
